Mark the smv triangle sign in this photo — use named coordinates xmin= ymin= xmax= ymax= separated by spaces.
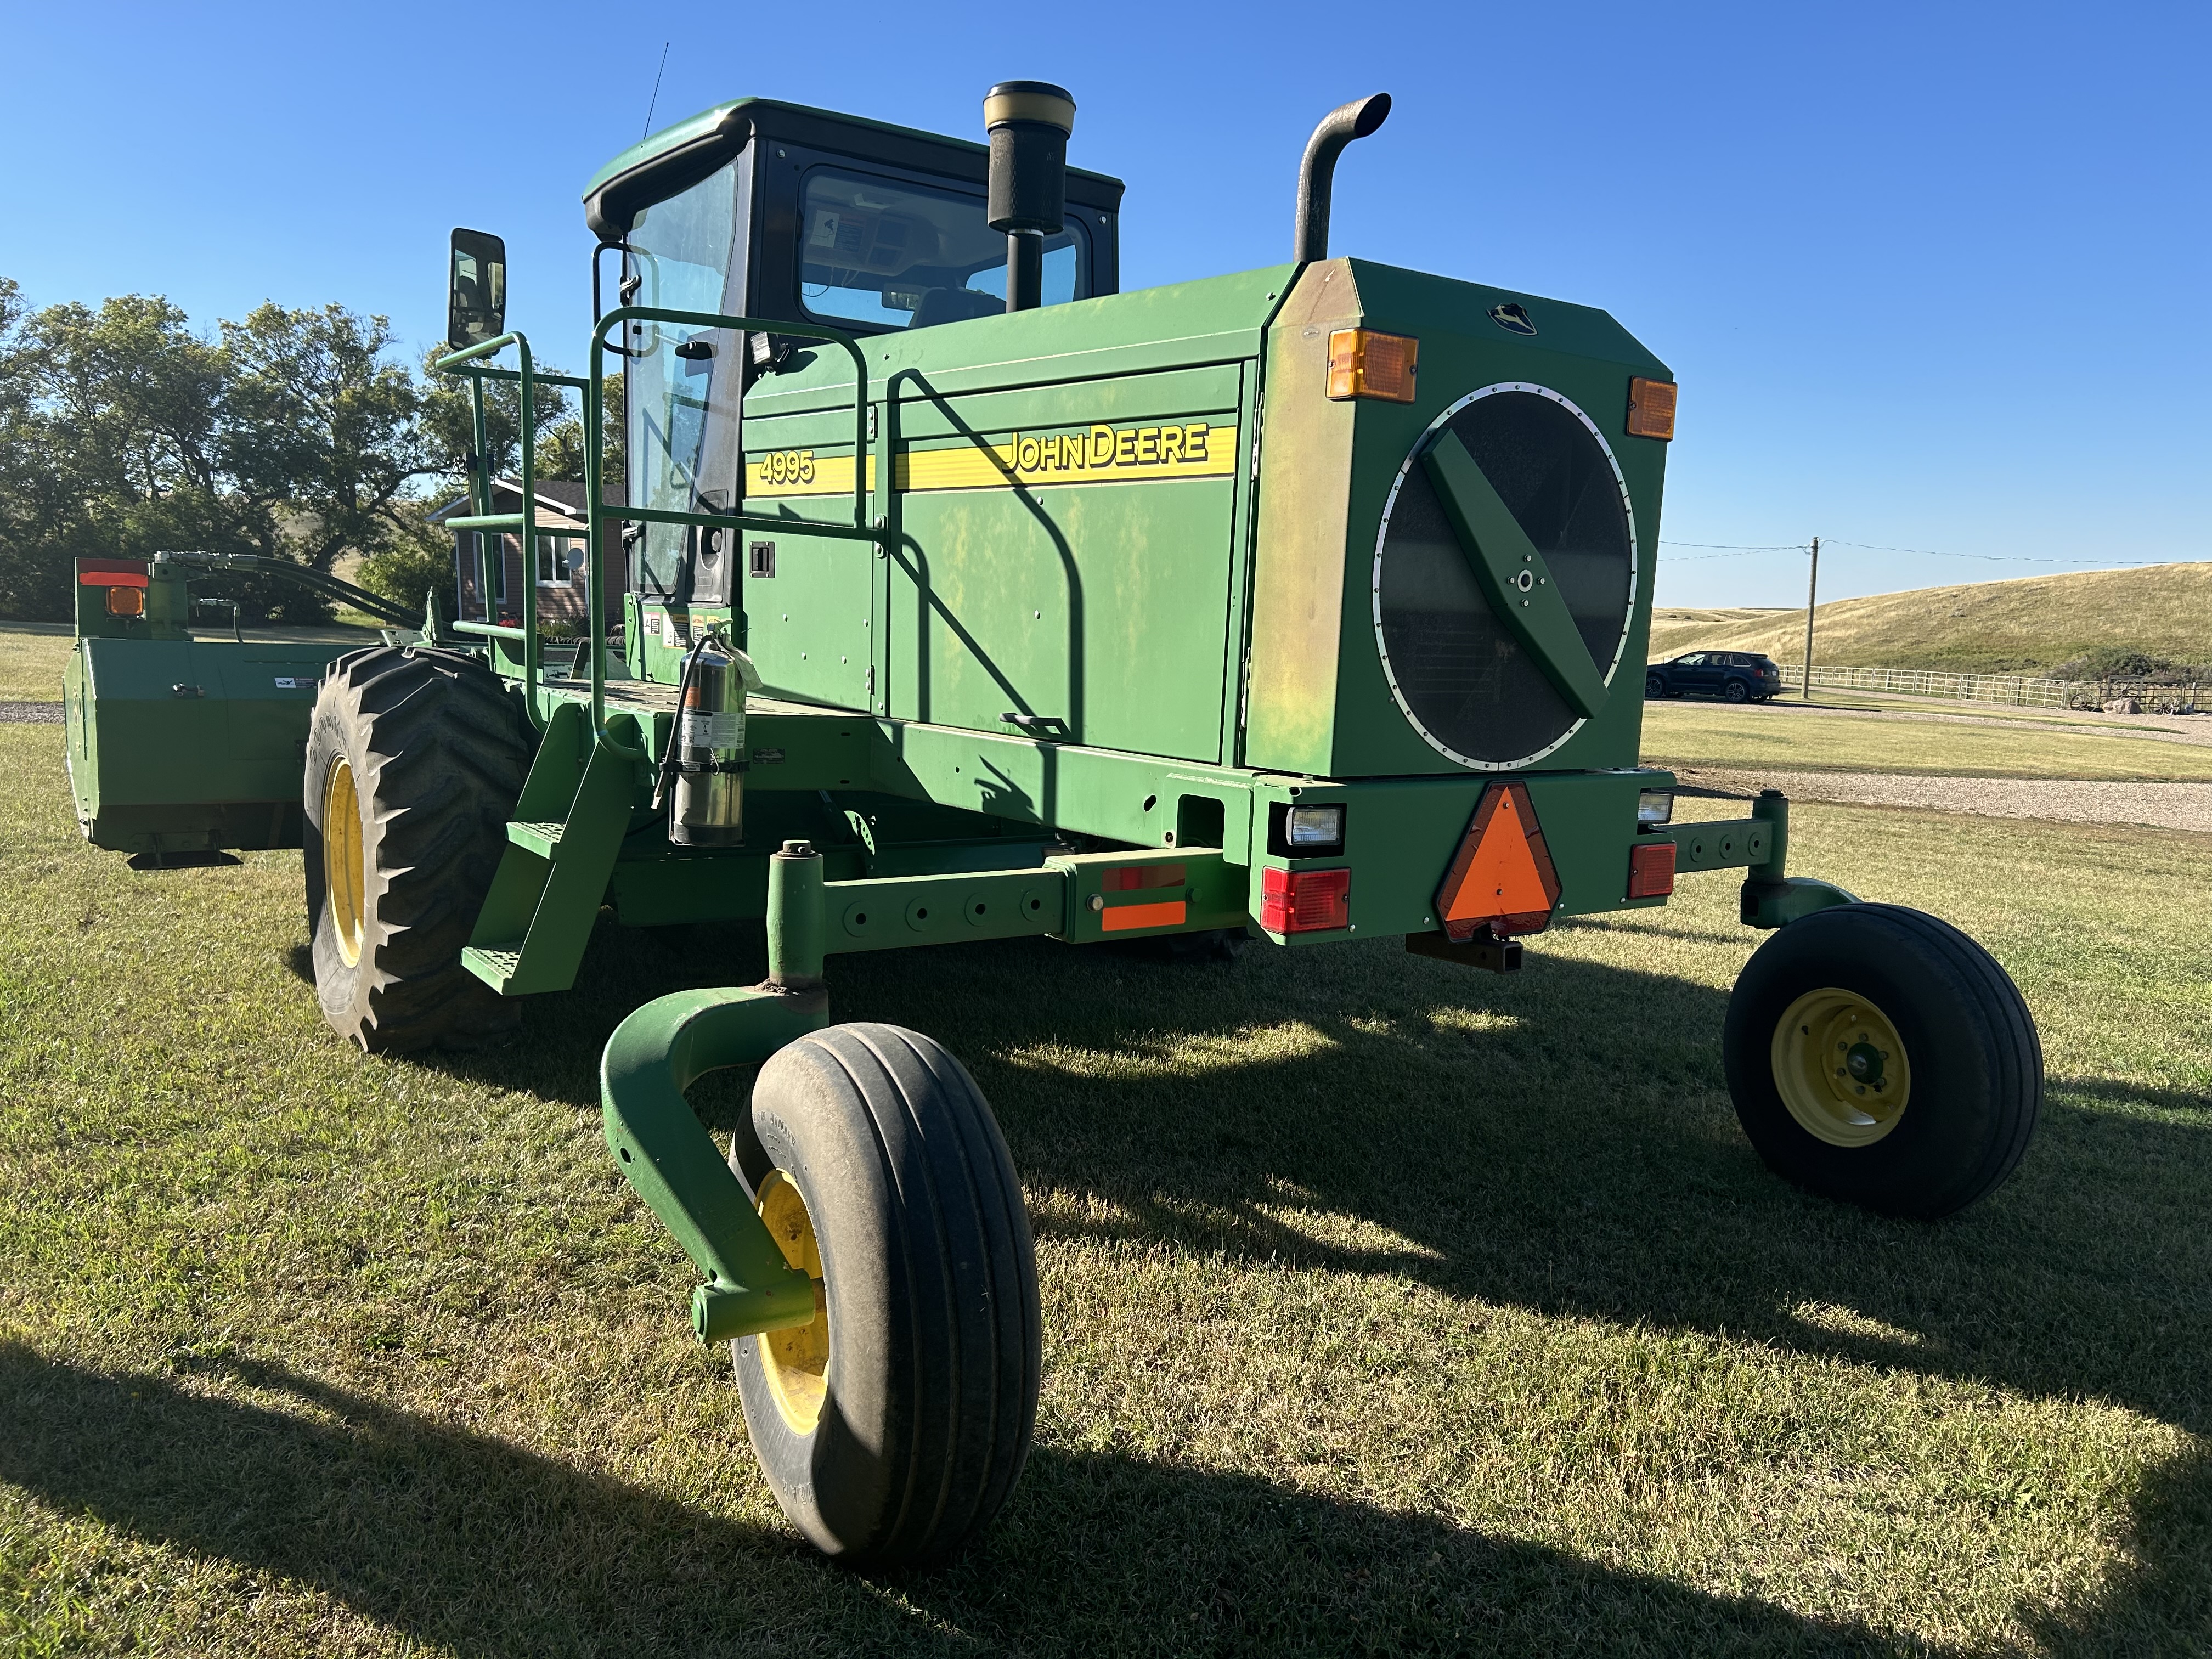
xmin=1434 ymin=782 xmax=1562 ymax=941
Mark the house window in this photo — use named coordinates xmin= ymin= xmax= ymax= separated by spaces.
xmin=537 ymin=535 xmax=578 ymax=586
xmin=467 ymin=532 xmax=504 ymax=604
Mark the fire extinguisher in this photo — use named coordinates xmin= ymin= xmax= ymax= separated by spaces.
xmin=653 ymin=630 xmax=762 ymax=847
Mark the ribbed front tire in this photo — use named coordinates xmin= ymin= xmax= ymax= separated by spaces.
xmin=730 ymin=1023 xmax=1040 ymax=1569
xmin=302 ymin=647 xmax=532 ymax=1053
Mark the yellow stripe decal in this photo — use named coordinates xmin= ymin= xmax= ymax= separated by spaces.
xmin=746 ymin=419 xmax=1239 ymax=498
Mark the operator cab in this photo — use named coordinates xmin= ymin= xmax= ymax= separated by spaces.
xmin=580 ymin=99 xmax=1124 ymax=612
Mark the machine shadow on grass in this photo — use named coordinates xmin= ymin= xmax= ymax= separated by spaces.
xmin=431 ymin=914 xmax=2212 ymax=1441
xmin=4 ymin=1340 xmax=2199 ymax=1655
xmin=389 ymin=917 xmax=2210 ymax=1646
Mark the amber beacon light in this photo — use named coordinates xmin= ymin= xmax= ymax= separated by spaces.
xmin=1626 ymin=376 xmax=1677 ymax=440
xmin=1327 ymin=329 xmax=1418 ymax=402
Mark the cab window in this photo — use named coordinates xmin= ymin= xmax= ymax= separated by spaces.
xmin=625 ymin=161 xmax=744 ymax=599
xmin=799 ymin=167 xmax=1086 ymax=331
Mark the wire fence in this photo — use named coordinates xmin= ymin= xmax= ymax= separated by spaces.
xmin=1774 ymin=664 xmax=2205 ymax=714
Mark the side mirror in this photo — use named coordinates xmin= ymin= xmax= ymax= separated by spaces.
xmin=447 ymin=228 xmax=507 ymax=350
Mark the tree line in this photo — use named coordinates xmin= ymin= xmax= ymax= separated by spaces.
xmin=0 ymin=277 xmax=620 ymax=623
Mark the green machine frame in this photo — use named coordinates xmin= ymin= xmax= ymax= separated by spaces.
xmin=416 ymin=294 xmax=1847 ymax=1349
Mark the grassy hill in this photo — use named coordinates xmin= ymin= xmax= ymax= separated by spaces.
xmin=1650 ymin=561 xmax=2212 ymax=675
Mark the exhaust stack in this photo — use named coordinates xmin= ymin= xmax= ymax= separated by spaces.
xmin=985 ymin=81 xmax=1076 ymax=312
xmin=1293 ymin=93 xmax=1391 ymax=262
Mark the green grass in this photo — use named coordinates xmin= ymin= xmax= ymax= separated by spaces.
xmin=1643 ymin=699 xmax=2212 ymax=780
xmin=4 ymin=721 xmax=2210 ymax=1655
xmin=0 ymin=624 xmax=72 ymax=703
xmin=1648 ymin=560 xmax=2212 ymax=676
xmin=1770 ymin=688 xmax=2176 ymax=730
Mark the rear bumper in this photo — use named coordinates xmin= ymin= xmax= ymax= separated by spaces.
xmin=1243 ymin=767 xmax=1675 ymax=945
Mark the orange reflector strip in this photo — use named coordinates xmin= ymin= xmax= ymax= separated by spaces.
xmin=1101 ymin=900 xmax=1187 ymax=932
xmin=1327 ymin=329 xmax=1419 ymax=403
xmin=1103 ymin=863 xmax=1186 ymax=893
xmin=1434 ymin=783 xmax=1562 ymax=940
xmin=1627 ymin=840 xmax=1676 ymax=899
xmin=78 ymin=568 xmax=149 ymax=587
xmin=1626 ymin=376 xmax=1677 ymax=440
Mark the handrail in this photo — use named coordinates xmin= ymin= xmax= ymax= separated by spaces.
xmin=428 ymin=310 xmax=881 ymax=759
xmin=432 ymin=332 xmax=545 ymax=727
xmin=443 ymin=364 xmax=591 ymax=393
xmin=590 ymin=304 xmax=876 ymax=538
xmin=583 ymin=306 xmax=882 ymax=746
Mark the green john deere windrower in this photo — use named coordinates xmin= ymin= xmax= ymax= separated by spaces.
xmin=61 ymin=84 xmax=2042 ymax=1567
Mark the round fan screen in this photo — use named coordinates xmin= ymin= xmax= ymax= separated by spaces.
xmin=1372 ymin=386 xmax=1637 ymax=769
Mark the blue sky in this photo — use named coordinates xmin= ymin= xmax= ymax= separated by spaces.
xmin=5 ymin=1 xmax=2204 ymax=606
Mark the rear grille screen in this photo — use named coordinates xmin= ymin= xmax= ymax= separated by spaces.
xmin=1374 ymin=388 xmax=1634 ymax=767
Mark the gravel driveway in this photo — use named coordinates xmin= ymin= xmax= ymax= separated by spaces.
xmin=1677 ymin=767 xmax=2212 ymax=832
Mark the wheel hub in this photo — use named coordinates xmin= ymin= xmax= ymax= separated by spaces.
xmin=1770 ymin=988 xmax=1912 ymax=1147
xmin=322 ymin=757 xmax=366 ymax=968
xmin=755 ymin=1170 xmax=830 ymax=1435
xmin=1843 ymin=1041 xmax=1884 ymax=1087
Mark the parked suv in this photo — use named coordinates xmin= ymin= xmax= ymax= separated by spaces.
xmin=1646 ymin=651 xmax=1786 ymax=703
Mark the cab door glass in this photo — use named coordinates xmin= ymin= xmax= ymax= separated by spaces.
xmin=798 ymin=167 xmax=1087 ymax=330
xmin=627 ymin=161 xmax=744 ymax=600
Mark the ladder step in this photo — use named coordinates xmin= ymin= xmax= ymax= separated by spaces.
xmin=506 ymin=821 xmax=565 ymax=857
xmin=461 ymin=943 xmax=525 ymax=988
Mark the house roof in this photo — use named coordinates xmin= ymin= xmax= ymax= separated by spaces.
xmin=428 ymin=477 xmax=590 ymax=532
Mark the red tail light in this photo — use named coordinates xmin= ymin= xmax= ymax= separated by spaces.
xmin=1261 ymin=866 xmax=1350 ymax=933
xmin=1627 ymin=841 xmax=1675 ymax=899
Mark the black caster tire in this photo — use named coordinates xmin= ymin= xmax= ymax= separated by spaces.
xmin=730 ymin=1023 xmax=1040 ymax=1568
xmin=1724 ymin=904 xmax=2041 ymax=1218
xmin=303 ymin=647 xmax=532 ymax=1052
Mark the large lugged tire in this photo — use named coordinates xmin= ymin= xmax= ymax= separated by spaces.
xmin=1724 ymin=903 xmax=2041 ymax=1218
xmin=302 ymin=647 xmax=532 ymax=1052
xmin=729 ymin=1023 xmax=1040 ymax=1568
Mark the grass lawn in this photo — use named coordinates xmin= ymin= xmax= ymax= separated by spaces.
xmin=1777 ymin=688 xmax=2189 ymax=732
xmin=3 ymin=715 xmax=2209 ymax=1653
xmin=1641 ymin=699 xmax=2212 ymax=781
xmin=0 ymin=624 xmax=72 ymax=703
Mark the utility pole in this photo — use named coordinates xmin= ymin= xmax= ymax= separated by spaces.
xmin=1801 ymin=535 xmax=1821 ymax=699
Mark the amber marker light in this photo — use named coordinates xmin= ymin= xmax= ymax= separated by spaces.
xmin=1327 ymin=329 xmax=1418 ymax=402
xmin=105 ymin=584 xmax=145 ymax=618
xmin=1626 ymin=376 xmax=1677 ymax=440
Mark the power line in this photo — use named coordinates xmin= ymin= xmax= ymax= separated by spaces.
xmin=1822 ymin=540 xmax=2191 ymax=567
xmin=1658 ymin=546 xmax=1796 ymax=562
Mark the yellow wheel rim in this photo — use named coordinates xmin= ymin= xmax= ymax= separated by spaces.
xmin=321 ymin=756 xmax=366 ymax=969
xmin=1771 ymin=987 xmax=1912 ymax=1147
xmin=755 ymin=1170 xmax=830 ymax=1435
